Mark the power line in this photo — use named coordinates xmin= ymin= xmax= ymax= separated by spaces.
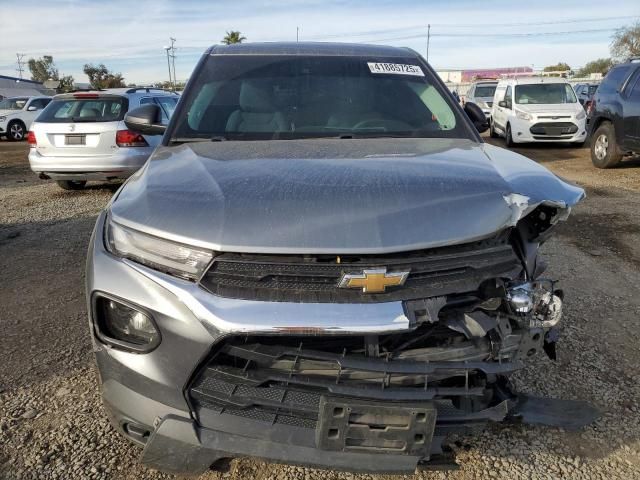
xmin=305 ymin=15 xmax=637 ymax=41
xmin=15 ymin=53 xmax=26 ymax=79
xmin=360 ymin=27 xmax=618 ymax=44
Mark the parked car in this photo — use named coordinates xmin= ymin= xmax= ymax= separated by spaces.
xmin=573 ymin=83 xmax=599 ymax=107
xmin=86 ymin=42 xmax=595 ymax=476
xmin=588 ymin=59 xmax=640 ymax=168
xmin=490 ymin=77 xmax=587 ymax=146
xmin=0 ymin=95 xmax=51 ymax=141
xmin=465 ymin=80 xmax=498 ymax=118
xmin=28 ymin=88 xmax=179 ymax=190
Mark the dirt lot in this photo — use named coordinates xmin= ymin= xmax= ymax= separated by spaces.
xmin=1 ymin=139 xmax=640 ymax=480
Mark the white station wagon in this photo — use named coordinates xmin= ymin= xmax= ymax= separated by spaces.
xmin=28 ymin=88 xmax=179 ymax=190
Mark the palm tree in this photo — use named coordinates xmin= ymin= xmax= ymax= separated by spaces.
xmin=222 ymin=31 xmax=247 ymax=45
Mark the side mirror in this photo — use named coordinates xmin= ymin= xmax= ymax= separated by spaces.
xmin=27 ymin=105 xmax=38 ymax=111
xmin=464 ymin=102 xmax=489 ymax=133
xmin=124 ymin=104 xmax=166 ymax=136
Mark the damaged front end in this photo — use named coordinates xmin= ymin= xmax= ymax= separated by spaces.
xmin=184 ymin=199 xmax=598 ymax=469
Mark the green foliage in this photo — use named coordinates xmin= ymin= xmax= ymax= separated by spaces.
xmin=28 ymin=55 xmax=74 ymax=93
xmin=222 ymin=31 xmax=246 ymax=45
xmin=576 ymin=58 xmax=614 ymax=77
xmin=611 ymin=22 xmax=640 ymax=60
xmin=28 ymin=55 xmax=58 ymax=82
xmin=83 ymin=64 xmax=126 ymax=89
xmin=543 ymin=62 xmax=571 ymax=72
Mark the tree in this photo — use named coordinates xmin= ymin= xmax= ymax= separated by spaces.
xmin=576 ymin=58 xmax=614 ymax=78
xmin=611 ymin=22 xmax=640 ymax=60
xmin=28 ymin=55 xmax=74 ymax=92
xmin=222 ymin=31 xmax=246 ymax=45
xmin=543 ymin=62 xmax=571 ymax=72
xmin=58 ymin=75 xmax=75 ymax=93
xmin=83 ymin=64 xmax=126 ymax=89
xmin=28 ymin=55 xmax=59 ymax=82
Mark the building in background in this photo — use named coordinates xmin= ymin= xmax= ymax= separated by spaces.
xmin=436 ymin=66 xmax=534 ymax=84
xmin=0 ymin=75 xmax=53 ymax=100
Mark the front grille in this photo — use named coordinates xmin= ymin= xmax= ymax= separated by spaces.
xmin=188 ymin=332 xmax=520 ymax=435
xmin=529 ymin=122 xmax=578 ymax=137
xmin=199 ymin=233 xmax=520 ymax=303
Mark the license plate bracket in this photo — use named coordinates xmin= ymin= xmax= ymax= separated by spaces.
xmin=65 ymin=134 xmax=86 ymax=145
xmin=316 ymin=397 xmax=436 ymax=457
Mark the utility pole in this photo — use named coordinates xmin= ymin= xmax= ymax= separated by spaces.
xmin=426 ymin=24 xmax=431 ymax=63
xmin=15 ymin=53 xmax=26 ymax=79
xmin=164 ymin=46 xmax=173 ymax=91
xmin=296 ymin=27 xmax=299 ymax=42
xmin=169 ymin=37 xmax=177 ymax=88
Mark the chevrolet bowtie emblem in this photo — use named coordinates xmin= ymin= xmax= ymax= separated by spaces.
xmin=338 ymin=268 xmax=409 ymax=294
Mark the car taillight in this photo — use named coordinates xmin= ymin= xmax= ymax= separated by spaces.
xmin=27 ymin=131 xmax=37 ymax=147
xmin=116 ymin=130 xmax=148 ymax=147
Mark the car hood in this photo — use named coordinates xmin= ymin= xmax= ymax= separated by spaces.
xmin=110 ymin=138 xmax=584 ymax=254
xmin=0 ymin=109 xmax=19 ymax=117
xmin=515 ymin=103 xmax=581 ymax=115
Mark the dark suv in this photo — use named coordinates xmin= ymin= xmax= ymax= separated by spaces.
xmin=589 ymin=60 xmax=640 ymax=168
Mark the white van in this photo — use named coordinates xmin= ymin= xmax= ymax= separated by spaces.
xmin=489 ymin=77 xmax=587 ymax=146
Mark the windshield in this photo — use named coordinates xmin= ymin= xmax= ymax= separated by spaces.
xmin=37 ymin=97 xmax=128 ymax=123
xmin=0 ymin=98 xmax=28 ymax=110
xmin=474 ymin=85 xmax=497 ymax=98
xmin=515 ymin=83 xmax=577 ymax=104
xmin=171 ymin=55 xmax=470 ymax=141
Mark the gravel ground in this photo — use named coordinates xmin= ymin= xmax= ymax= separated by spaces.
xmin=1 ymin=138 xmax=640 ymax=480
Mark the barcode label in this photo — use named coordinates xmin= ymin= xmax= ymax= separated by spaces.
xmin=367 ymin=62 xmax=424 ymax=76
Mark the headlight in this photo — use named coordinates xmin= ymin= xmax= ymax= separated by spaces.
xmin=0 ymin=116 xmax=6 ymax=122
xmin=105 ymin=216 xmax=213 ymax=280
xmin=515 ymin=110 xmax=532 ymax=121
xmin=93 ymin=295 xmax=160 ymax=352
xmin=576 ymin=110 xmax=586 ymax=120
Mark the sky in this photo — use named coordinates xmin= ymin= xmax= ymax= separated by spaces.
xmin=0 ymin=0 xmax=639 ymax=85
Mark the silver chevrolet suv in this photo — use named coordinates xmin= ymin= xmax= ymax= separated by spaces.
xmin=86 ymin=42 xmax=596 ymax=476
xmin=28 ymin=88 xmax=178 ymax=190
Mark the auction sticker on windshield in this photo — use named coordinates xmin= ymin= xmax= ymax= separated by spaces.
xmin=368 ymin=62 xmax=424 ymax=76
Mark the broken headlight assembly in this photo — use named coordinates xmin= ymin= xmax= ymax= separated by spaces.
xmin=506 ymin=280 xmax=563 ymax=328
xmin=104 ymin=215 xmax=213 ymax=281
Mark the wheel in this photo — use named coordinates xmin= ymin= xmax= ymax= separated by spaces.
xmin=56 ymin=180 xmax=87 ymax=190
xmin=505 ymin=123 xmax=514 ymax=147
xmin=7 ymin=120 xmax=26 ymax=141
xmin=590 ymin=122 xmax=623 ymax=168
xmin=489 ymin=119 xmax=499 ymax=138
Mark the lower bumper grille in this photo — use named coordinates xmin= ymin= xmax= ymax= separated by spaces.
xmin=529 ymin=122 xmax=578 ymax=137
xmin=188 ymin=331 xmax=521 ymax=438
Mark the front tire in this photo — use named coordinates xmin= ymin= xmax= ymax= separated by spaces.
xmin=56 ymin=180 xmax=87 ymax=190
xmin=591 ymin=122 xmax=622 ymax=168
xmin=489 ymin=119 xmax=499 ymax=138
xmin=505 ymin=123 xmax=515 ymax=147
xmin=7 ymin=120 xmax=26 ymax=141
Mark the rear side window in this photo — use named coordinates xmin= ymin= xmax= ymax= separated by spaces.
xmin=599 ymin=66 xmax=632 ymax=94
xmin=37 ymin=97 xmax=128 ymax=123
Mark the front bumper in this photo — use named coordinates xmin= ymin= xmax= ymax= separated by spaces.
xmin=509 ymin=117 xmax=587 ymax=143
xmin=29 ymin=148 xmax=152 ymax=181
xmin=87 ymin=211 xmax=593 ymax=475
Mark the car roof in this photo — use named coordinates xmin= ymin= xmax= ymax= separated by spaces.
xmin=53 ymin=88 xmax=178 ymax=99
xmin=207 ymin=42 xmax=417 ymax=58
xmin=4 ymin=95 xmax=50 ymax=99
xmin=497 ymin=76 xmax=570 ymax=86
